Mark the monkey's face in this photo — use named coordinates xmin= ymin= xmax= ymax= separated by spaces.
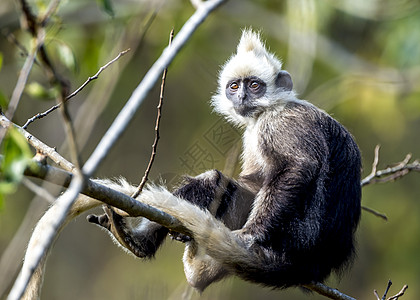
xmin=211 ymin=29 xmax=295 ymax=127
xmin=225 ymin=76 xmax=267 ymax=117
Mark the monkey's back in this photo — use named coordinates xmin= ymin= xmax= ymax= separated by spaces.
xmin=241 ymin=101 xmax=362 ymax=287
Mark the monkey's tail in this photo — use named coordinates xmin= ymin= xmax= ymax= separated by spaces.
xmin=139 ymin=185 xmax=264 ymax=272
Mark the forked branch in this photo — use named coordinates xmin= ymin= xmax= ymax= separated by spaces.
xmin=362 ymin=145 xmax=420 ymax=187
xmin=361 ymin=145 xmax=419 ymax=221
xmin=374 ymin=280 xmax=408 ymax=300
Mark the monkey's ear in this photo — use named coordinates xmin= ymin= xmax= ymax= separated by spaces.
xmin=275 ymin=71 xmax=293 ymax=91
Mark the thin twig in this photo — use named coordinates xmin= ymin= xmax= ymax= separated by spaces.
xmin=1 ymin=30 xmax=33 ymax=62
xmin=362 ymin=206 xmax=388 ymax=221
xmin=4 ymin=0 xmax=41 ymax=122
xmin=374 ymin=280 xmax=408 ymax=300
xmin=1 ymin=10 xmax=155 ymax=299
xmin=38 ymin=0 xmax=61 ymax=26
xmin=5 ymin=44 xmax=39 ymax=120
xmin=131 ymin=30 xmax=174 ymax=199
xmin=382 ymin=280 xmax=393 ymax=300
xmin=361 ymin=146 xmax=420 ymax=220
xmin=22 ymin=49 xmax=131 ymax=129
xmin=21 ymin=178 xmax=56 ymax=204
xmin=303 ymin=282 xmax=356 ymax=300
xmin=388 ymin=285 xmax=408 ymax=300
xmin=361 ymin=146 xmax=420 ymax=187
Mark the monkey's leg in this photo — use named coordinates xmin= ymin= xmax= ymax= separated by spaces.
xmin=87 ymin=178 xmax=169 ymax=258
xmin=170 ymin=170 xmax=254 ymax=291
xmin=88 ymin=205 xmax=169 ymax=258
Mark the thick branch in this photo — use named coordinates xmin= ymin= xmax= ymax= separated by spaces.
xmin=22 ymin=159 xmax=188 ymax=235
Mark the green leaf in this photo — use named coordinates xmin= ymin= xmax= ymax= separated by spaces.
xmin=97 ymin=0 xmax=115 ymax=17
xmin=0 ymin=52 xmax=3 ymax=72
xmin=0 ymin=90 xmax=8 ymax=111
xmin=25 ymin=82 xmax=56 ymax=100
xmin=0 ymin=127 xmax=32 ymax=192
xmin=56 ymin=43 xmax=77 ymax=73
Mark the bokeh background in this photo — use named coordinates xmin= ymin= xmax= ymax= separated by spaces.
xmin=1 ymin=0 xmax=420 ymax=299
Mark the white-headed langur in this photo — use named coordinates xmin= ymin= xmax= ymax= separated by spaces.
xmin=88 ymin=29 xmax=362 ymax=291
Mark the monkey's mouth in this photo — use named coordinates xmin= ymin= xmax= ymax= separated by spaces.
xmin=234 ymin=104 xmax=259 ymax=117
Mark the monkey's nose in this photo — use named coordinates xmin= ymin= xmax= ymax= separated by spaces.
xmin=238 ymin=92 xmax=247 ymax=103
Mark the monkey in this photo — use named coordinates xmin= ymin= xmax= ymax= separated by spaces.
xmin=88 ymin=29 xmax=362 ymax=291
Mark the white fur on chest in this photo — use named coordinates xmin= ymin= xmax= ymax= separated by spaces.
xmin=241 ymin=121 xmax=266 ymax=174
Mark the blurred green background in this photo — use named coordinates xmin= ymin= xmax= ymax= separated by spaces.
xmin=0 ymin=0 xmax=419 ymax=299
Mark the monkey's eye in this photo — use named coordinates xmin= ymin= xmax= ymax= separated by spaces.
xmin=230 ymin=82 xmax=239 ymax=90
xmin=250 ymin=81 xmax=260 ymax=89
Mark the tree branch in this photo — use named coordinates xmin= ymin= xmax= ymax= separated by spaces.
xmin=21 ymin=158 xmax=188 ymax=235
xmin=361 ymin=145 xmax=420 ymax=187
xmin=361 ymin=145 xmax=419 ymax=220
xmin=374 ymin=280 xmax=408 ymax=300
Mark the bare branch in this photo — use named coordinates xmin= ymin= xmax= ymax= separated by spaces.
xmin=21 ymin=178 xmax=55 ymax=204
xmin=361 ymin=146 xmax=419 ymax=220
xmin=4 ymin=32 xmax=41 ymax=121
xmin=388 ymin=285 xmax=408 ymax=300
xmin=362 ymin=206 xmax=388 ymax=221
xmin=374 ymin=280 xmax=408 ymax=300
xmin=361 ymin=147 xmax=420 ymax=187
xmin=38 ymin=0 xmax=61 ymax=26
xmin=131 ymin=30 xmax=174 ymax=199
xmin=21 ymin=159 xmax=187 ymax=235
xmin=22 ymin=49 xmax=131 ymax=129
xmin=303 ymin=282 xmax=356 ymax=300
